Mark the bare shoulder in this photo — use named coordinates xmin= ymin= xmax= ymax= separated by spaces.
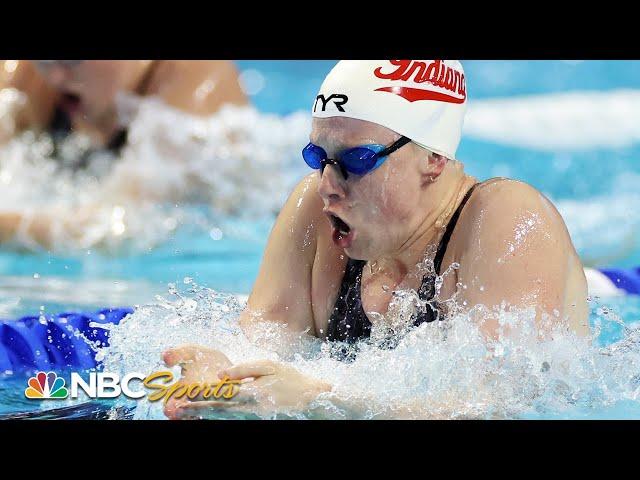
xmin=245 ymin=172 xmax=327 ymax=334
xmin=452 ymin=180 xmax=588 ymax=336
xmin=275 ymin=172 xmax=325 ymax=248
xmin=144 ymin=60 xmax=248 ymax=115
xmin=450 ymin=177 xmax=578 ymax=275
xmin=254 ymin=171 xmax=325 ymax=288
xmin=0 ymin=60 xmax=57 ymax=129
xmin=464 ymin=178 xmax=570 ymax=241
xmin=471 ymin=178 xmax=553 ymax=213
xmin=278 ymin=172 xmax=323 ymax=224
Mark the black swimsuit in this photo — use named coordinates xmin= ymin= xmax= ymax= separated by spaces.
xmin=47 ymin=61 xmax=160 ymax=164
xmin=327 ymin=182 xmax=480 ymax=350
xmin=49 ymin=107 xmax=128 ymax=170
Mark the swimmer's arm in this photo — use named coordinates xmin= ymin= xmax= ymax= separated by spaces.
xmin=0 ymin=211 xmax=57 ymax=246
xmin=144 ymin=60 xmax=248 ymax=115
xmin=0 ymin=205 xmax=101 ymax=249
xmin=0 ymin=60 xmax=57 ymax=137
xmin=456 ymin=180 xmax=589 ymax=338
xmin=211 ymin=358 xmax=468 ymax=419
xmin=238 ymin=174 xmax=324 ymax=341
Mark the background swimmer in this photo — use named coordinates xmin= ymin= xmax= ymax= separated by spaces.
xmin=2 ymin=60 xmax=638 ymax=420
xmin=162 ymin=60 xmax=590 ymax=419
xmin=0 ymin=60 xmax=247 ymax=146
xmin=0 ymin=60 xmax=247 ymax=249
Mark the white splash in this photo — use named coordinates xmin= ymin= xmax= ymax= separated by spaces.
xmin=0 ymin=93 xmax=310 ymax=254
xmin=98 ymin=273 xmax=640 ymax=420
xmin=554 ymin=183 xmax=640 ymax=267
xmin=465 ymin=90 xmax=640 ymax=151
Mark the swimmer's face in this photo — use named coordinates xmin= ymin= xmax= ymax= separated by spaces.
xmin=311 ymin=117 xmax=431 ymax=260
xmin=35 ymin=60 xmax=152 ymax=126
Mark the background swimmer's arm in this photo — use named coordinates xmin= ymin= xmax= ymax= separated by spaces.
xmin=455 ymin=180 xmax=589 ymax=338
xmin=0 ymin=205 xmax=102 ymax=249
xmin=238 ymin=174 xmax=324 ymax=340
xmin=144 ymin=60 xmax=248 ymax=115
xmin=0 ymin=211 xmax=61 ymax=246
xmin=0 ymin=60 xmax=57 ymax=139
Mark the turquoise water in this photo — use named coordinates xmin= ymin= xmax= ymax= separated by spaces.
xmin=2 ymin=60 xmax=640 ymax=419
xmin=3 ymin=61 xmax=640 ymax=297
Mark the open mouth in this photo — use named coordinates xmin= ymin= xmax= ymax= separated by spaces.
xmin=330 ymin=214 xmax=351 ymax=236
xmin=328 ymin=213 xmax=355 ymax=248
xmin=58 ymin=92 xmax=82 ymax=115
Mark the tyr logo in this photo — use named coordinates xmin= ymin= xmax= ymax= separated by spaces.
xmin=314 ymin=94 xmax=349 ymax=112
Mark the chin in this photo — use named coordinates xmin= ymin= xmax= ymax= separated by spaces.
xmin=343 ymin=248 xmax=360 ymax=260
xmin=343 ymin=243 xmax=371 ymax=262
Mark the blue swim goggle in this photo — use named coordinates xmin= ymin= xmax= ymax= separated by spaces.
xmin=302 ymin=136 xmax=412 ymax=179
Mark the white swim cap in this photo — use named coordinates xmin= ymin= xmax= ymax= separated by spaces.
xmin=312 ymin=60 xmax=467 ymax=159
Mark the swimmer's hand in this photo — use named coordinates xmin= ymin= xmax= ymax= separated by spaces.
xmin=178 ymin=359 xmax=332 ymax=419
xmin=161 ymin=346 xmax=464 ymax=419
xmin=161 ymin=344 xmax=234 ymax=420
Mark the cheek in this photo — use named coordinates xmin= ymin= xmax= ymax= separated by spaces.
xmin=78 ymin=63 xmax=124 ymax=98
xmin=364 ymin=164 xmax=418 ymax=221
xmin=85 ymin=80 xmax=127 ymax=119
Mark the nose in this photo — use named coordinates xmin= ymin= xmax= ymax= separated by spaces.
xmin=317 ymin=164 xmax=347 ymax=203
xmin=40 ymin=65 xmax=71 ymax=89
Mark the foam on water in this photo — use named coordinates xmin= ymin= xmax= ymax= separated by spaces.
xmin=97 ymin=267 xmax=640 ymax=420
xmin=0 ymin=92 xmax=310 ymax=254
xmin=556 ymin=187 xmax=640 ymax=267
xmin=1 ymin=90 xmax=639 ymax=267
xmin=3 ymin=85 xmax=640 ymax=418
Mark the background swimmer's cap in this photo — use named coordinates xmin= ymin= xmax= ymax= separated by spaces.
xmin=312 ymin=60 xmax=467 ymax=159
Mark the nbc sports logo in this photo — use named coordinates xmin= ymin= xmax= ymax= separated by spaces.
xmin=24 ymin=371 xmax=69 ymax=399
xmin=22 ymin=370 xmax=240 ymax=403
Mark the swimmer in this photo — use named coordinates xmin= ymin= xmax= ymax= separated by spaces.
xmin=0 ymin=60 xmax=247 ymax=247
xmin=0 ymin=60 xmax=246 ymax=146
xmin=162 ymin=60 xmax=589 ymax=419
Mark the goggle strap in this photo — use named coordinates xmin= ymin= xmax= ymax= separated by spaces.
xmin=377 ymin=136 xmax=411 ymax=158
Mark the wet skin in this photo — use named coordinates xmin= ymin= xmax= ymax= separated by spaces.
xmin=0 ymin=60 xmax=248 ymax=247
xmin=245 ymin=117 xmax=589 ymax=339
xmin=0 ymin=60 xmax=247 ymax=145
xmin=164 ymin=116 xmax=589 ymax=418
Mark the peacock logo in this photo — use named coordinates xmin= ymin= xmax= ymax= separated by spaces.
xmin=24 ymin=371 xmax=69 ymax=399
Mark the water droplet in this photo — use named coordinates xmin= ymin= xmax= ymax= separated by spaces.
xmin=209 ymin=228 xmax=223 ymax=240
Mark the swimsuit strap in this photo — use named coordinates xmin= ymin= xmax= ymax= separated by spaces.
xmin=135 ymin=60 xmax=162 ymax=96
xmin=433 ymin=182 xmax=479 ymax=275
xmin=327 ymin=181 xmax=481 ymax=351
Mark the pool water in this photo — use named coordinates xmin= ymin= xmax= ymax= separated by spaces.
xmin=2 ymin=60 xmax=640 ymax=419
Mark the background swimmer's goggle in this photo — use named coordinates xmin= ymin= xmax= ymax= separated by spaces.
xmin=302 ymin=136 xmax=411 ymax=179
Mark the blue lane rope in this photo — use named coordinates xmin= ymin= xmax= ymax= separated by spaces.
xmin=0 ymin=307 xmax=133 ymax=374
xmin=1 ymin=267 xmax=639 ymax=374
